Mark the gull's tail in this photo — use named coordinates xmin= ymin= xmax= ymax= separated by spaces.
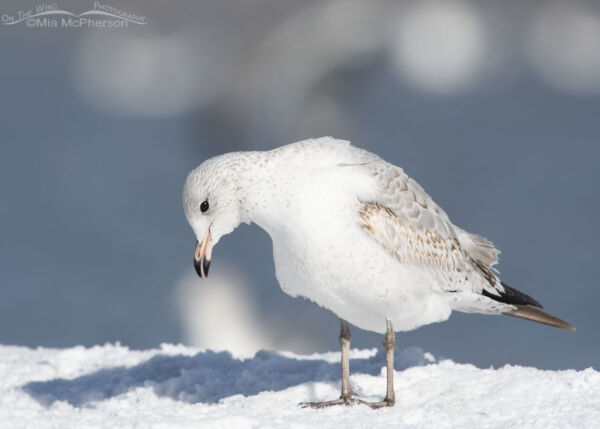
xmin=484 ymin=282 xmax=575 ymax=331
xmin=506 ymin=305 xmax=574 ymax=331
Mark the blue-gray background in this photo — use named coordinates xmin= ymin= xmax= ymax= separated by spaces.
xmin=1 ymin=0 xmax=598 ymax=370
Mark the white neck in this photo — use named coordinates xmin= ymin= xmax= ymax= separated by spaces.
xmin=230 ymin=151 xmax=291 ymax=238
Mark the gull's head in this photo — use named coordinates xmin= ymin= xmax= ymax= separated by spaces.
xmin=183 ymin=155 xmax=244 ymax=279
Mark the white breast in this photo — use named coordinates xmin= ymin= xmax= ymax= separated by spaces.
xmin=264 ymin=164 xmax=453 ymax=334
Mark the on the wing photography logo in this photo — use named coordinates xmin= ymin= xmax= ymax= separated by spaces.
xmin=2 ymin=2 xmax=146 ymax=28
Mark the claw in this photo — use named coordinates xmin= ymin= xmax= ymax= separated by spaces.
xmin=299 ymin=397 xmax=359 ymax=409
xmin=358 ymin=398 xmax=396 ymax=409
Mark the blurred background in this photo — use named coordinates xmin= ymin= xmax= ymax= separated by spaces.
xmin=1 ymin=0 xmax=598 ymax=370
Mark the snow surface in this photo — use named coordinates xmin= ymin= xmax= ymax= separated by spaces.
xmin=0 ymin=343 xmax=598 ymax=428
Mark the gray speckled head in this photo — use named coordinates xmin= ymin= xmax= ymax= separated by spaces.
xmin=183 ymin=152 xmax=250 ymax=247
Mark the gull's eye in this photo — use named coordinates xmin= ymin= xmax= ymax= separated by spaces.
xmin=200 ymin=200 xmax=209 ymax=213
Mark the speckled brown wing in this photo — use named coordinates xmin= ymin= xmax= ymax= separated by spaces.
xmin=357 ymin=161 xmax=504 ymax=297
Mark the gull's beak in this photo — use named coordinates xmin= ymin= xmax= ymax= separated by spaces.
xmin=194 ymin=230 xmax=213 ymax=279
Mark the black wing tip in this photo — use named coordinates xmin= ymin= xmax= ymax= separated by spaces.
xmin=482 ymin=282 xmax=543 ymax=309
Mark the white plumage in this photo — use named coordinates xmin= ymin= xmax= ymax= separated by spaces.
xmin=184 ymin=137 xmax=519 ymax=333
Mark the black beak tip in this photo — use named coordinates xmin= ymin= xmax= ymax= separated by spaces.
xmin=194 ymin=258 xmax=211 ymax=278
xmin=194 ymin=259 xmax=203 ymax=278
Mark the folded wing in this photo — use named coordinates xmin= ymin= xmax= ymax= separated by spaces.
xmin=357 ymin=160 xmax=507 ymax=305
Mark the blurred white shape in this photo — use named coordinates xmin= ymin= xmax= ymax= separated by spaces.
xmin=389 ymin=1 xmax=485 ymax=94
xmin=74 ymin=28 xmax=235 ymax=116
xmin=175 ymin=267 xmax=277 ymax=358
xmin=529 ymin=2 xmax=600 ymax=95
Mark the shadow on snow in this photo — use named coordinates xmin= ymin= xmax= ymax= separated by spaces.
xmin=22 ymin=347 xmax=431 ymax=407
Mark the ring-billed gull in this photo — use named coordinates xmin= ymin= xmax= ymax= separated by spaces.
xmin=183 ymin=137 xmax=573 ymax=408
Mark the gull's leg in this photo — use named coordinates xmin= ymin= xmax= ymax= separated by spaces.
xmin=300 ymin=319 xmax=357 ymax=408
xmin=361 ymin=319 xmax=396 ymax=409
xmin=339 ymin=319 xmax=357 ymax=399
